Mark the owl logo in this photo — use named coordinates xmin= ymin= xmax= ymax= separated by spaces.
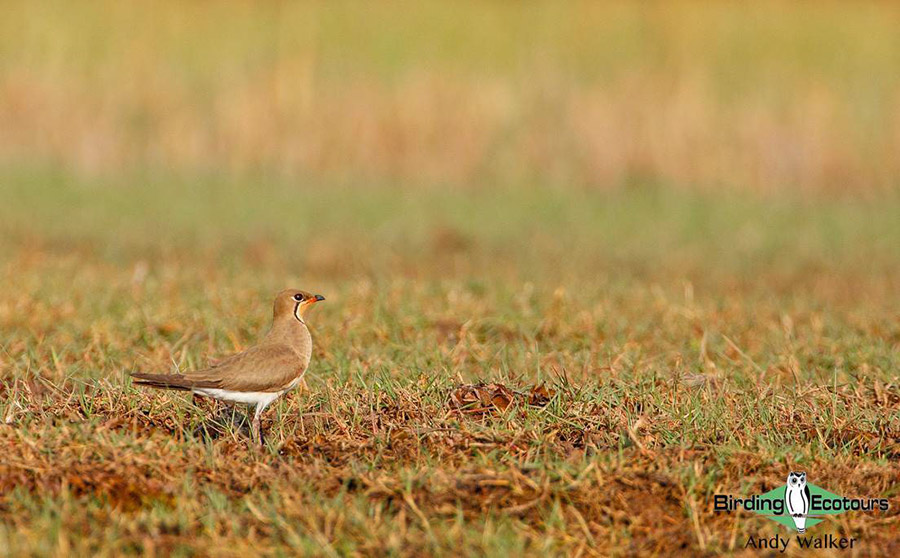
xmin=785 ymin=471 xmax=811 ymax=533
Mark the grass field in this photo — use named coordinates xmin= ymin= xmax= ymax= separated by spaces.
xmin=2 ymin=176 xmax=898 ymax=556
xmin=2 ymin=1 xmax=900 ymax=557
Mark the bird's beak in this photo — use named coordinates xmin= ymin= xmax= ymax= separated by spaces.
xmin=314 ymin=294 xmax=325 ymax=302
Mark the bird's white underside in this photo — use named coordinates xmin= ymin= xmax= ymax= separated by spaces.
xmin=193 ymin=388 xmax=282 ymax=407
xmin=191 ymin=374 xmax=305 ymax=414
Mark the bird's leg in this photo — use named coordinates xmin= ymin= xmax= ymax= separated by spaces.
xmin=250 ymin=414 xmax=260 ymax=446
xmin=251 ymin=404 xmax=264 ymax=447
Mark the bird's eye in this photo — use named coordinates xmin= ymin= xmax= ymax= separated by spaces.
xmin=293 ymin=294 xmax=304 ymax=302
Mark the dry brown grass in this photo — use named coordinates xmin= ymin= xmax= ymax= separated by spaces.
xmin=2 ymin=366 xmax=899 ymax=556
xmin=1 ymin=212 xmax=898 ymax=554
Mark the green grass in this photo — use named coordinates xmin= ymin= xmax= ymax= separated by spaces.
xmin=1 ymin=170 xmax=898 ymax=556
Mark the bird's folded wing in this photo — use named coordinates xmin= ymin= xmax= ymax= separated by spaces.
xmin=133 ymin=343 xmax=306 ymax=392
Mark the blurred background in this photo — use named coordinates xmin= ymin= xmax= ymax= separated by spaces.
xmin=1 ymin=0 xmax=899 ymax=293
xmin=4 ymin=1 xmax=900 ymax=191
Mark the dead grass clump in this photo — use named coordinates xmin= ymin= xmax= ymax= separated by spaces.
xmin=449 ymin=382 xmax=556 ymax=415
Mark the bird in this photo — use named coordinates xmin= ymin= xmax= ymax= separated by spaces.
xmin=785 ymin=471 xmax=810 ymax=533
xmin=131 ymin=289 xmax=325 ymax=445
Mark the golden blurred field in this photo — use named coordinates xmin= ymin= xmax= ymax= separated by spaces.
xmin=2 ymin=1 xmax=899 ymax=194
xmin=1 ymin=2 xmax=899 ymax=557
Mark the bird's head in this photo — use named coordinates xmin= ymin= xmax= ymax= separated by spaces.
xmin=274 ymin=289 xmax=325 ymax=324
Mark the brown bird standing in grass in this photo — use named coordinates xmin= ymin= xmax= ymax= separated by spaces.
xmin=131 ymin=289 xmax=325 ymax=445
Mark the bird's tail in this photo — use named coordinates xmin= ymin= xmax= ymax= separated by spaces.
xmin=130 ymin=372 xmax=195 ymax=391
